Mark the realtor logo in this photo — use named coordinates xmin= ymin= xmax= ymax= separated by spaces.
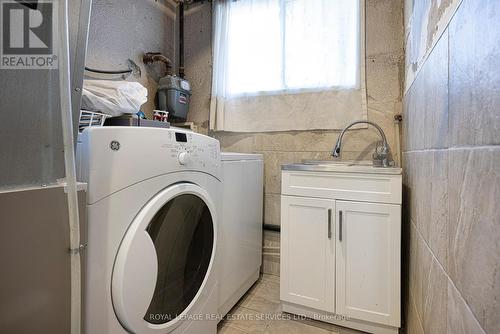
xmin=1 ymin=0 xmax=58 ymax=69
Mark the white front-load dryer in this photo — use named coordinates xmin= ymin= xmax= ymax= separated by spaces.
xmin=77 ymin=127 xmax=221 ymax=334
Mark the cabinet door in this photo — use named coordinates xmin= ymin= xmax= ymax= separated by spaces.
xmin=335 ymin=200 xmax=401 ymax=327
xmin=280 ymin=196 xmax=335 ymax=313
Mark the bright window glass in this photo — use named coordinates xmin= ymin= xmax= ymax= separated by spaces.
xmin=224 ymin=0 xmax=360 ymax=96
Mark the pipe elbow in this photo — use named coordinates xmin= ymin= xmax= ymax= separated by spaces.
xmin=143 ymin=52 xmax=173 ymax=68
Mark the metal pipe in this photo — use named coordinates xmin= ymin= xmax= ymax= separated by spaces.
xmin=58 ymin=1 xmax=81 ymax=333
xmin=393 ymin=114 xmax=402 ymax=167
xmin=178 ymin=3 xmax=185 ymax=78
xmin=143 ymin=52 xmax=173 ymax=75
xmin=84 ymin=66 xmax=132 ymax=74
xmin=263 ymin=224 xmax=281 ymax=232
xmin=143 ymin=53 xmax=173 ymax=67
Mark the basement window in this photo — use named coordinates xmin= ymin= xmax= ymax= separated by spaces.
xmin=210 ymin=0 xmax=366 ymax=132
xmin=216 ymin=0 xmax=360 ymax=96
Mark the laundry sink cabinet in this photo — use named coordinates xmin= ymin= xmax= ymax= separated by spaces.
xmin=280 ymin=164 xmax=402 ymax=334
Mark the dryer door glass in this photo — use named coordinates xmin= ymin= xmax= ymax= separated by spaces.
xmin=143 ymin=194 xmax=214 ymax=325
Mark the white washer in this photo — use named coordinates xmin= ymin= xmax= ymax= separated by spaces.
xmin=77 ymin=127 xmax=221 ymax=334
xmin=217 ymin=153 xmax=264 ymax=317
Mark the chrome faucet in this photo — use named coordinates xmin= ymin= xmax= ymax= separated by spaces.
xmin=332 ymin=120 xmax=394 ymax=167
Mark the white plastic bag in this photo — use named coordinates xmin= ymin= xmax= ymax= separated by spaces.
xmin=81 ymin=80 xmax=148 ymax=116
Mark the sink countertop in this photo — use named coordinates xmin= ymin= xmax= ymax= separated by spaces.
xmin=282 ymin=160 xmax=402 ymax=175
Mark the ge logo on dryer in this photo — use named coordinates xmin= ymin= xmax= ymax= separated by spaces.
xmin=110 ymin=140 xmax=120 ymax=151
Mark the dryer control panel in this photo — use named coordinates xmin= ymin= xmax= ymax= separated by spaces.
xmin=77 ymin=127 xmax=221 ymax=204
xmin=161 ymin=129 xmax=220 ymax=170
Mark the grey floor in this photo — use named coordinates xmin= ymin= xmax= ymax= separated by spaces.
xmin=217 ymin=274 xmax=365 ymax=334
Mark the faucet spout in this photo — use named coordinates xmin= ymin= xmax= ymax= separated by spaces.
xmin=331 ymin=120 xmax=393 ymax=167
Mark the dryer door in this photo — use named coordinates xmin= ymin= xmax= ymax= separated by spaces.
xmin=112 ymin=183 xmax=217 ymax=333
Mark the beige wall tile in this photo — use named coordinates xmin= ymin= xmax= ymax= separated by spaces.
xmin=410 ymin=152 xmax=432 ymax=239
xmin=406 ymin=292 xmax=424 ymax=334
xmin=402 ymin=92 xmax=412 ymax=152
xmin=215 ymin=133 xmax=256 ymax=153
xmin=405 ymin=71 xmax=426 ymax=151
xmin=411 ymin=222 xmax=433 ymax=320
xmin=408 ymin=220 xmax=420 ymax=315
xmin=262 ymin=152 xmax=295 ymax=195
xmin=252 ymin=132 xmax=338 ymax=153
xmin=448 ymin=0 xmax=500 ymax=146
xmin=421 ymin=256 xmax=448 ymax=333
xmin=428 ymin=150 xmax=449 ymax=268
xmin=408 ymin=222 xmax=448 ymax=334
xmin=264 ymin=194 xmax=281 ymax=226
xmin=447 ymin=281 xmax=486 ymax=334
xmin=336 ymin=150 xmax=374 ymax=162
xmin=423 ymin=32 xmax=449 ymax=150
xmin=404 ymin=1 xmax=499 ymax=334
xmin=403 ymin=0 xmax=413 ymax=35
xmin=405 ymin=16 xmax=449 ymax=150
xmin=292 ymin=151 xmax=332 ymax=163
xmin=448 ymin=147 xmax=500 ymax=333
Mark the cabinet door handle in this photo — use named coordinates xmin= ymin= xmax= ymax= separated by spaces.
xmin=328 ymin=209 xmax=332 ymax=239
xmin=339 ymin=210 xmax=343 ymax=242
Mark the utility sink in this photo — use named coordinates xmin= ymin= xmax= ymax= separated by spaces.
xmin=280 ymin=157 xmax=402 ymax=334
xmin=282 ymin=160 xmax=402 ymax=175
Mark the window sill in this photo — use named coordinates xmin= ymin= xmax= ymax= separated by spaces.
xmin=226 ymin=85 xmax=359 ymax=99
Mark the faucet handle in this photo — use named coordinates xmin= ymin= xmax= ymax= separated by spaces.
xmin=372 ymin=141 xmax=393 ymax=167
xmin=372 ymin=152 xmax=383 ymax=167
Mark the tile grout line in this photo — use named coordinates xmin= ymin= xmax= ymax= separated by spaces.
xmin=409 ymin=219 xmax=487 ymax=334
xmin=402 ymin=144 xmax=500 ymax=154
xmin=408 ymin=285 xmax=426 ymax=334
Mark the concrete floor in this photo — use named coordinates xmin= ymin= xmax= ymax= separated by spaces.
xmin=217 ymin=274 xmax=365 ymax=334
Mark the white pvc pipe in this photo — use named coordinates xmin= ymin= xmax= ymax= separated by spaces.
xmin=57 ymin=0 xmax=82 ymax=333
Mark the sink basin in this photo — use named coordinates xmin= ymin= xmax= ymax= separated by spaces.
xmin=302 ymin=160 xmax=374 ymax=166
xmin=282 ymin=160 xmax=402 ymax=175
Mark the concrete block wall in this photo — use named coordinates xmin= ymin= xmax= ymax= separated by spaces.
xmin=184 ymin=0 xmax=405 ymax=276
xmin=402 ymin=0 xmax=500 ymax=333
xmin=86 ymin=0 xmax=177 ymax=117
